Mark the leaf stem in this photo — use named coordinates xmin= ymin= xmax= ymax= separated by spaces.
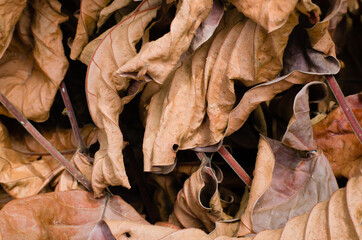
xmin=60 ymin=81 xmax=87 ymax=153
xmin=218 ymin=146 xmax=252 ymax=187
xmin=326 ymin=75 xmax=362 ymax=143
xmin=0 ymin=91 xmax=93 ymax=192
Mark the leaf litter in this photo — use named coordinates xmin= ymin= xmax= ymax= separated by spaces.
xmin=0 ymin=0 xmax=361 ymax=239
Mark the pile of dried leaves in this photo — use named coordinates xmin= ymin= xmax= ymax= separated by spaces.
xmin=0 ymin=0 xmax=361 ymax=239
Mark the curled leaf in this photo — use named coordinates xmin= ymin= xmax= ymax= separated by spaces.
xmin=70 ymin=0 xmax=111 ymax=60
xmin=115 ymin=0 xmax=213 ymax=84
xmin=169 ymin=162 xmax=232 ymax=233
xmin=85 ymin=1 xmax=161 ymax=196
xmin=237 ymin=82 xmax=338 ymax=236
xmin=0 ymin=0 xmax=26 ymax=58
xmin=97 ymin=0 xmax=133 ymax=29
xmin=0 ymin=0 xmax=69 ymax=122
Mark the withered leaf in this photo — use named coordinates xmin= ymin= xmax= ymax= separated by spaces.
xmin=115 ymin=0 xmax=213 ymax=84
xmin=0 ymin=0 xmax=69 ymax=122
xmin=0 ymin=190 xmax=148 ymax=239
xmin=313 ymin=93 xmax=362 ymax=178
xmin=237 ymin=175 xmax=361 ymax=240
xmin=0 ymin=122 xmax=97 ymax=198
xmin=0 ymin=0 xmax=26 ymax=58
xmin=169 ymin=161 xmax=232 ymax=233
xmin=229 ymin=0 xmax=299 ymax=32
xmin=55 ymin=150 xmax=93 ymax=192
xmin=237 ymin=82 xmax=338 ymax=236
xmin=85 ymin=1 xmax=161 ymax=196
xmin=70 ymin=0 xmax=111 ymax=60
xmin=97 ymin=0 xmax=133 ymax=30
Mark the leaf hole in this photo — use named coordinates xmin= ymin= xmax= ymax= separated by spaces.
xmin=125 ymin=232 xmax=131 ymax=238
xmin=172 ymin=144 xmax=179 ymax=152
xmin=36 ymin=156 xmax=42 ymax=160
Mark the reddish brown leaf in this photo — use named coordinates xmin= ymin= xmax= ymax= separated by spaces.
xmin=313 ymin=93 xmax=362 ymax=178
xmin=0 ymin=190 xmax=148 ymax=239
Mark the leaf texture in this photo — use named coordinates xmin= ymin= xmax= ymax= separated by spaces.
xmin=0 ymin=0 xmax=27 ymax=58
xmin=0 ymin=122 xmax=97 ymax=198
xmin=237 ymin=82 xmax=338 ymax=236
xmin=85 ymin=0 xmax=161 ymax=196
xmin=0 ymin=190 xmax=148 ymax=239
xmin=313 ymin=93 xmax=362 ymax=178
xmin=0 ymin=0 xmax=69 ymax=122
xmin=69 ymin=0 xmax=111 ymax=60
xmin=115 ymin=0 xmax=213 ymax=84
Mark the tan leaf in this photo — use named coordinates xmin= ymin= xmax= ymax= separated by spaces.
xmin=89 ymin=175 xmax=361 ymax=239
xmin=97 ymin=0 xmax=132 ymax=30
xmin=85 ymin=1 xmax=161 ymax=196
xmin=229 ymin=0 xmax=298 ymax=32
xmin=89 ymin=220 xmax=211 ymax=240
xmin=0 ymin=122 xmax=97 ymax=198
xmin=313 ymin=93 xmax=362 ymax=178
xmin=0 ymin=0 xmax=26 ymax=58
xmin=237 ymin=175 xmax=361 ymax=240
xmin=115 ymin=0 xmax=213 ymax=84
xmin=55 ymin=150 xmax=94 ymax=192
xmin=69 ymin=0 xmax=111 ymax=60
xmin=237 ymin=82 xmax=338 ymax=236
xmin=169 ymin=161 xmax=232 ymax=233
xmin=0 ymin=0 xmax=69 ymax=122
xmin=0 ymin=190 xmax=148 ymax=239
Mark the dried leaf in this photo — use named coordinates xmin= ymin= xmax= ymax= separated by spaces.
xmin=90 ymin=220 xmax=211 ymax=240
xmin=237 ymin=175 xmax=361 ymax=240
xmin=0 ymin=122 xmax=97 ymax=198
xmin=70 ymin=0 xmax=111 ymax=60
xmin=229 ymin=0 xmax=298 ymax=32
xmin=169 ymin=162 xmax=232 ymax=233
xmin=85 ymin=1 xmax=161 ymax=196
xmin=313 ymin=93 xmax=362 ymax=178
xmin=97 ymin=0 xmax=133 ymax=30
xmin=237 ymin=82 xmax=338 ymax=236
xmin=0 ymin=0 xmax=26 ymax=58
xmin=0 ymin=0 xmax=69 ymax=122
xmin=55 ymin=150 xmax=93 ymax=192
xmin=115 ymin=0 xmax=213 ymax=84
xmin=0 ymin=190 xmax=148 ymax=239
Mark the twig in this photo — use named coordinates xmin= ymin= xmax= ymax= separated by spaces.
xmin=218 ymin=146 xmax=252 ymax=187
xmin=60 ymin=81 xmax=87 ymax=153
xmin=326 ymin=75 xmax=362 ymax=143
xmin=0 ymin=91 xmax=93 ymax=192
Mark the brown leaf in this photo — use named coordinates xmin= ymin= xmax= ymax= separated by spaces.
xmin=0 ymin=188 xmax=12 ymax=211
xmin=0 ymin=122 xmax=97 ymax=198
xmin=90 ymin=220 xmax=211 ymax=240
xmin=169 ymin=161 xmax=232 ymax=233
xmin=313 ymin=93 xmax=362 ymax=178
xmin=0 ymin=190 xmax=148 ymax=239
xmin=0 ymin=0 xmax=69 ymax=122
xmin=237 ymin=82 xmax=338 ymax=236
xmin=88 ymin=175 xmax=361 ymax=239
xmin=85 ymin=1 xmax=161 ymax=196
xmin=97 ymin=0 xmax=133 ymax=30
xmin=55 ymin=150 xmax=94 ymax=192
xmin=0 ymin=0 xmax=27 ymax=58
xmin=69 ymin=0 xmax=111 ymax=60
xmin=237 ymin=175 xmax=361 ymax=240
xmin=115 ymin=0 xmax=213 ymax=84
xmin=229 ymin=0 xmax=299 ymax=32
